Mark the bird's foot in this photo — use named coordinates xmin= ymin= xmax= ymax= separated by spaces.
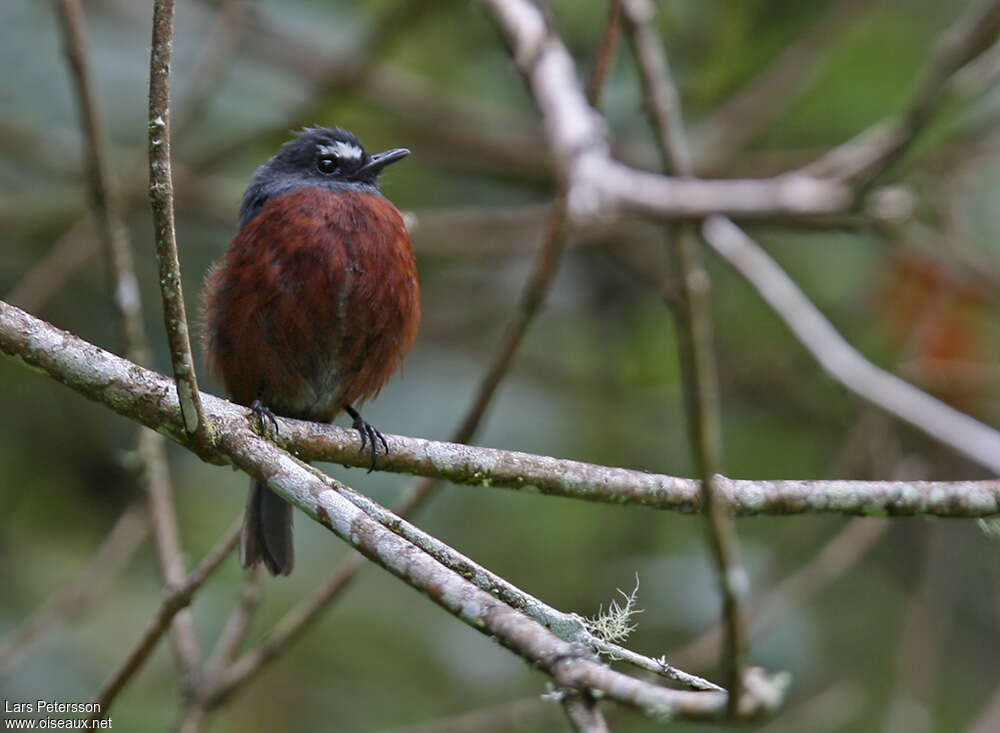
xmin=344 ymin=405 xmax=388 ymax=473
xmin=250 ymin=399 xmax=280 ymax=440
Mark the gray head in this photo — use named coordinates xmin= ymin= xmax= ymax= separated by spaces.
xmin=239 ymin=126 xmax=409 ymax=229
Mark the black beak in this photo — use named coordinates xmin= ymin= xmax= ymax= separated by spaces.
xmin=358 ymin=148 xmax=409 ymax=177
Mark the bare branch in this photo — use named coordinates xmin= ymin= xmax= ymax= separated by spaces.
xmin=3 ymin=215 xmax=99 ymax=313
xmin=205 ymin=436 xmax=743 ymax=720
xmin=3 ymin=302 xmax=995 ymax=724
xmin=701 ymin=216 xmax=1000 ymax=475
xmin=562 ymin=693 xmax=610 ymax=733
xmin=201 ymin=567 xmax=263 ymax=685
xmin=672 ymin=518 xmax=890 ymax=670
xmin=57 ymin=0 xmax=201 ymax=688
xmin=212 ymin=511 xmax=718 ymax=706
xmin=285 ymin=477 xmax=721 ymax=690
xmin=585 ymin=1 xmax=622 ymax=108
xmin=381 ymin=536 xmax=876 ymax=733
xmin=90 ymin=521 xmax=241 ymax=720
xmin=691 ymin=0 xmax=877 ymax=172
xmin=4 ymin=300 xmax=1000 ymax=517
xmin=147 ymin=0 xmax=209 ymax=444
xmin=56 ymin=0 xmax=147 ymax=364
xmin=805 ymin=0 xmax=1000 ymax=182
xmin=480 ymin=0 xmax=852 ymax=223
xmin=622 ymin=0 xmax=749 ymax=709
xmin=172 ymin=0 xmax=249 ymax=141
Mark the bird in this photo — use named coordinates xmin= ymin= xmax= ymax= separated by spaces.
xmin=200 ymin=126 xmax=420 ymax=576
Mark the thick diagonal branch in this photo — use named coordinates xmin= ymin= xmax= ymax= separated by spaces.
xmin=481 ymin=0 xmax=851 ymax=222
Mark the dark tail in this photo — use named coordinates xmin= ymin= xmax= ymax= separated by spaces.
xmin=241 ymin=478 xmax=294 ymax=576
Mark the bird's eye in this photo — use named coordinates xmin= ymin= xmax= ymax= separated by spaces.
xmin=316 ymin=157 xmax=338 ymax=174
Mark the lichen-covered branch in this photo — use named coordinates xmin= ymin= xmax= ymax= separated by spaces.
xmin=218 ymin=445 xmax=740 ymax=721
xmin=3 ymin=301 xmax=999 ymax=520
xmin=1 ymin=313 xmax=742 ymax=721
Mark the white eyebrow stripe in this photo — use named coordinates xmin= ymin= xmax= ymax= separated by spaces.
xmin=317 ymin=142 xmax=363 ymax=160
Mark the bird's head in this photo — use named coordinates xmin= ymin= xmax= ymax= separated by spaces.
xmin=239 ymin=126 xmax=409 ymax=228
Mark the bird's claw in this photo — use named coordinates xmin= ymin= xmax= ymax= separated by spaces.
xmin=250 ymin=398 xmax=280 ymax=440
xmin=345 ymin=405 xmax=388 ymax=473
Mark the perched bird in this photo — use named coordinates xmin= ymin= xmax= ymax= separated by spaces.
xmin=201 ymin=126 xmax=420 ymax=576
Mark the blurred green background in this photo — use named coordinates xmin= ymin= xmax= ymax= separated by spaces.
xmin=2 ymin=0 xmax=1000 ymax=731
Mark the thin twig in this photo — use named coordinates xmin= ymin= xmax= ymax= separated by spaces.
xmin=8 ymin=0 xmax=248 ymax=316
xmin=201 ymin=567 xmax=263 ymax=685
xmin=804 ymin=0 xmax=1000 ymax=183
xmin=585 ymin=1 xmax=622 ymax=107
xmin=148 ymin=0 xmax=210 ymax=444
xmin=178 ymin=565 xmax=261 ymax=731
xmin=377 ymin=516 xmax=883 ymax=733
xmin=622 ymin=0 xmax=749 ymax=710
xmin=89 ymin=520 xmax=241 ymax=720
xmin=691 ymin=0 xmax=877 ymax=172
xmin=55 ymin=0 xmax=147 ymax=363
xmin=172 ymin=0 xmax=249 ymax=143
xmin=671 ymin=518 xmax=890 ymax=670
xmin=57 ymin=0 xmax=201 ymax=689
xmin=562 ymin=693 xmax=610 ymax=733
xmin=701 ymin=216 xmax=1000 ymax=475
xmin=305 ymin=475 xmax=721 ymax=689
xmin=480 ymin=0 xmax=852 ymax=224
